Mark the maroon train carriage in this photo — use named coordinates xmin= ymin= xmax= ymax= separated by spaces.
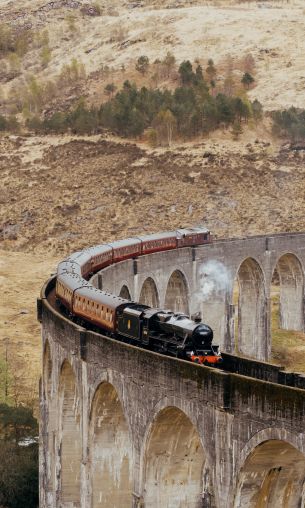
xmin=56 ymin=272 xmax=91 ymax=312
xmin=139 ymin=232 xmax=177 ymax=255
xmin=138 ymin=228 xmax=211 ymax=256
xmin=57 ymin=228 xmax=211 ymax=284
xmin=62 ymin=250 xmax=93 ymax=279
xmin=88 ymin=244 xmax=113 ymax=272
xmin=73 ymin=285 xmax=131 ymax=332
xmin=111 ymin=238 xmax=142 ymax=263
xmin=176 ymin=227 xmax=211 ymax=247
xmin=56 ymin=228 xmax=213 ymax=321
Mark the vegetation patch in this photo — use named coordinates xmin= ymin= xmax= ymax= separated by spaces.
xmin=272 ymin=107 xmax=305 ymax=144
xmin=24 ymin=60 xmax=262 ymax=144
xmin=0 ymin=355 xmax=38 ymax=508
xmin=271 ymin=290 xmax=305 ymax=373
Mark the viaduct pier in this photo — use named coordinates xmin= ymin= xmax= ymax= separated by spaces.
xmin=39 ymin=232 xmax=305 ymax=507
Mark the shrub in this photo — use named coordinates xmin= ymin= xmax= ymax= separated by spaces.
xmin=34 ymin=29 xmax=49 ymax=49
xmin=232 ymin=120 xmax=243 ymax=140
xmin=66 ymin=14 xmax=78 ymax=34
xmin=41 ymin=46 xmax=52 ymax=68
xmin=15 ymin=31 xmax=32 ymax=58
xmin=153 ymin=109 xmax=176 ymax=146
xmin=243 ymin=53 xmax=255 ymax=74
xmin=146 ymin=127 xmax=158 ymax=147
xmin=104 ymin=83 xmax=116 ymax=98
xmin=110 ymin=24 xmax=129 ymax=42
xmin=68 ymin=104 xmax=99 ymax=135
xmin=272 ymin=107 xmax=305 ymax=141
xmin=0 ymin=114 xmax=19 ymax=132
xmin=0 ymin=403 xmax=38 ymax=508
xmin=26 ymin=115 xmax=43 ymax=133
xmin=0 ymin=114 xmax=7 ymax=131
xmin=59 ymin=58 xmax=86 ymax=86
xmin=136 ymin=55 xmax=149 ymax=75
xmin=8 ymin=53 xmax=21 ymax=76
xmin=0 ymin=23 xmax=32 ymax=59
xmin=0 ymin=23 xmax=14 ymax=54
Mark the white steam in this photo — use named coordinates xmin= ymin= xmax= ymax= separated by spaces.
xmin=195 ymin=260 xmax=231 ymax=304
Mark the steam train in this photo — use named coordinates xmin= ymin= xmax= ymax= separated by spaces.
xmin=55 ymin=228 xmax=222 ymax=365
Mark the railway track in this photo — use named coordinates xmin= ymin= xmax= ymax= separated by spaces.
xmin=43 ymin=279 xmax=305 ymax=392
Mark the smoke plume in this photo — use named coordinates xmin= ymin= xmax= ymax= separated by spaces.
xmin=195 ymin=260 xmax=231 ymax=304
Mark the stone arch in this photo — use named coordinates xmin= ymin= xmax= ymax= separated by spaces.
xmin=271 ymin=253 xmax=304 ymax=331
xmin=119 ymin=284 xmax=131 ymax=300
xmin=234 ymin=439 xmax=305 ymax=507
xmin=139 ymin=277 xmax=160 ymax=308
xmin=89 ymin=382 xmax=133 ymax=508
xmin=233 ymin=257 xmax=266 ymax=360
xmin=59 ymin=360 xmax=81 ymax=507
xmin=43 ymin=339 xmax=52 ymax=399
xmin=164 ymin=270 xmax=189 ymax=314
xmin=143 ymin=406 xmax=208 ymax=507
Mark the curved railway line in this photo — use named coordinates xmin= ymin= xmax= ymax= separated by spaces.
xmin=39 ymin=228 xmax=305 ymax=391
xmin=43 ymin=279 xmax=305 ymax=390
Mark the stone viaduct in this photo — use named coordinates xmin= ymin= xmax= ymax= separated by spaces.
xmin=39 ymin=232 xmax=305 ymax=508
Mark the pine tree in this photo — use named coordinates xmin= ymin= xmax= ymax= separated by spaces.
xmin=195 ymin=64 xmax=204 ymax=83
xmin=206 ymin=58 xmax=216 ymax=83
xmin=178 ymin=60 xmax=194 ymax=85
xmin=241 ymin=72 xmax=255 ymax=89
xmin=252 ymin=99 xmax=263 ymax=123
xmin=162 ymin=51 xmax=176 ymax=78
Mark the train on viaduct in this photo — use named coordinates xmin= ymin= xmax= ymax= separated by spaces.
xmin=39 ymin=231 xmax=305 ymax=507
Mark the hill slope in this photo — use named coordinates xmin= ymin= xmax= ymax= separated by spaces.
xmin=0 ymin=0 xmax=305 ymax=113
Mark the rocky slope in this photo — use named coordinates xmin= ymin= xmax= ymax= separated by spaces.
xmin=0 ymin=132 xmax=305 ymax=256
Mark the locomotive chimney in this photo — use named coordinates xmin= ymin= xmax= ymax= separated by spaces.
xmin=191 ymin=312 xmax=202 ymax=323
